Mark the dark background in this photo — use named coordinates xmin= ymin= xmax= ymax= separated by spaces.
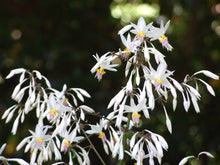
xmin=0 ymin=0 xmax=220 ymax=164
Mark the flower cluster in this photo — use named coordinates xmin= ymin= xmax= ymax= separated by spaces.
xmin=1 ymin=17 xmax=218 ymax=165
xmin=2 ymin=69 xmax=94 ymax=165
xmin=89 ymin=17 xmax=219 ymax=164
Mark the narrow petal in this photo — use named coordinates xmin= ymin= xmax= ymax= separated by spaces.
xmin=178 ymin=156 xmax=195 ymax=165
xmin=6 ymin=68 xmax=25 ymax=79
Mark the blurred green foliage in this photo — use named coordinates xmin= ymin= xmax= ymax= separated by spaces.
xmin=0 ymin=0 xmax=220 ymax=164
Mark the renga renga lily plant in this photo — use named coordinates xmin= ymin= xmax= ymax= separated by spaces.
xmin=0 ymin=17 xmax=218 ymax=165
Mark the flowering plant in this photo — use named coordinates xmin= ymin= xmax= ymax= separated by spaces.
xmin=0 ymin=17 xmax=218 ymax=165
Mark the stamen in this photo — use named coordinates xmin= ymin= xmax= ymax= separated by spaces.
xmin=159 ymin=35 xmax=168 ymax=43
xmin=36 ymin=138 xmax=43 ymax=148
xmin=64 ymin=140 xmax=71 ymax=147
xmin=98 ymin=132 xmax=105 ymax=139
xmin=98 ymin=132 xmax=107 ymax=142
xmin=49 ymin=109 xmax=57 ymax=116
xmin=36 ymin=138 xmax=43 ymax=143
xmin=123 ymin=48 xmax=131 ymax=56
xmin=132 ymin=112 xmax=141 ymax=119
xmin=63 ymin=98 xmax=69 ymax=106
xmin=155 ymin=78 xmax=164 ymax=84
xmin=138 ymin=32 xmax=145 ymax=38
xmin=96 ymin=67 xmax=106 ymax=75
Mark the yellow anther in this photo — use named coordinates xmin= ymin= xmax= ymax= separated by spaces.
xmin=138 ymin=32 xmax=145 ymax=37
xmin=63 ymin=98 xmax=69 ymax=105
xmin=123 ymin=48 xmax=131 ymax=56
xmin=63 ymin=140 xmax=71 ymax=147
xmin=96 ymin=69 xmax=106 ymax=75
xmin=36 ymin=138 xmax=43 ymax=143
xmin=132 ymin=112 xmax=141 ymax=119
xmin=98 ymin=132 xmax=105 ymax=139
xmin=155 ymin=78 xmax=164 ymax=84
xmin=49 ymin=109 xmax=57 ymax=116
xmin=159 ymin=35 xmax=168 ymax=43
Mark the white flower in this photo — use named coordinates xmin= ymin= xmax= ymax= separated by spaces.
xmin=86 ymin=118 xmax=108 ymax=142
xmin=16 ymin=123 xmax=51 ymax=164
xmin=145 ymin=63 xmax=173 ymax=90
xmin=148 ymin=20 xmax=173 ymax=51
xmin=91 ymin=52 xmax=118 ymax=81
xmin=60 ymin=127 xmax=83 ymax=153
xmin=124 ymin=98 xmax=149 ymax=125
xmin=43 ymin=94 xmax=71 ymax=122
xmin=130 ymin=17 xmax=153 ymax=42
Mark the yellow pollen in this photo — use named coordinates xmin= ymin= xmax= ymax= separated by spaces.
xmin=155 ymin=78 xmax=164 ymax=83
xmin=159 ymin=35 xmax=168 ymax=43
xmin=36 ymin=138 xmax=43 ymax=143
xmin=49 ymin=109 xmax=57 ymax=116
xmin=63 ymin=98 xmax=68 ymax=105
xmin=64 ymin=140 xmax=71 ymax=147
xmin=98 ymin=132 xmax=105 ymax=139
xmin=96 ymin=67 xmax=106 ymax=75
xmin=138 ymin=32 xmax=145 ymax=37
xmin=132 ymin=112 xmax=141 ymax=119
xmin=123 ymin=48 xmax=131 ymax=56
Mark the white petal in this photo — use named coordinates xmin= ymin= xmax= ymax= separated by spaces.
xmin=118 ymin=25 xmax=133 ymax=35
xmin=193 ymin=70 xmax=219 ymax=80
xmin=130 ymin=132 xmax=138 ymax=149
xmin=2 ymin=105 xmax=17 ymax=119
xmin=6 ymin=68 xmax=25 ymax=79
xmin=189 ymin=92 xmax=200 ymax=113
xmin=119 ymin=139 xmax=124 ymax=160
xmin=136 ymin=68 xmax=140 ymax=86
xmin=75 ymin=88 xmax=91 ymax=98
xmin=125 ymin=58 xmax=133 ymax=77
xmin=5 ymin=108 xmax=16 ymax=123
xmin=0 ymin=143 xmax=6 ymax=154
xmin=178 ymin=156 xmax=194 ymax=165
xmin=198 ymin=79 xmax=215 ymax=96
xmin=103 ymin=142 xmax=109 ymax=154
xmin=42 ymin=76 xmax=51 ymax=88
xmin=143 ymin=41 xmax=150 ymax=61
xmin=163 ymin=106 xmax=172 ymax=133
xmin=126 ymin=72 xmax=133 ymax=93
xmin=169 ymin=77 xmax=183 ymax=92
xmin=16 ymin=137 xmax=31 ymax=151
xmin=7 ymin=158 xmax=30 ymax=165
xmin=80 ymin=105 xmax=94 ymax=113
xmin=12 ymin=113 xmax=21 ymax=135
xmin=33 ymin=70 xmax=42 ymax=80
xmin=183 ymin=83 xmax=201 ymax=98
xmin=11 ymin=79 xmax=26 ymax=99
xmin=19 ymin=72 xmax=25 ymax=83
xmin=198 ymin=151 xmax=214 ymax=158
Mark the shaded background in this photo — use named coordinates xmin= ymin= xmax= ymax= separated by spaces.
xmin=0 ymin=0 xmax=220 ymax=164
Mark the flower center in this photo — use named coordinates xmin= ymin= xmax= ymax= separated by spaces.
xmin=98 ymin=132 xmax=105 ymax=138
xmin=132 ymin=112 xmax=141 ymax=120
xmin=62 ymin=140 xmax=71 ymax=153
xmin=96 ymin=67 xmax=106 ymax=75
xmin=132 ymin=111 xmax=141 ymax=125
xmin=49 ymin=109 xmax=57 ymax=116
xmin=64 ymin=140 xmax=71 ymax=147
xmin=123 ymin=48 xmax=131 ymax=56
xmin=159 ymin=35 xmax=168 ymax=43
xmin=63 ymin=98 xmax=69 ymax=106
xmin=36 ymin=138 xmax=43 ymax=147
xmin=138 ymin=32 xmax=145 ymax=38
xmin=155 ymin=78 xmax=164 ymax=84
xmin=98 ymin=132 xmax=107 ymax=142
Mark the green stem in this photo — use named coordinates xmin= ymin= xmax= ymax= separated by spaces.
xmin=82 ymin=129 xmax=106 ymax=165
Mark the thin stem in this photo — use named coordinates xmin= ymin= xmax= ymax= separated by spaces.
xmin=82 ymin=129 xmax=106 ymax=165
